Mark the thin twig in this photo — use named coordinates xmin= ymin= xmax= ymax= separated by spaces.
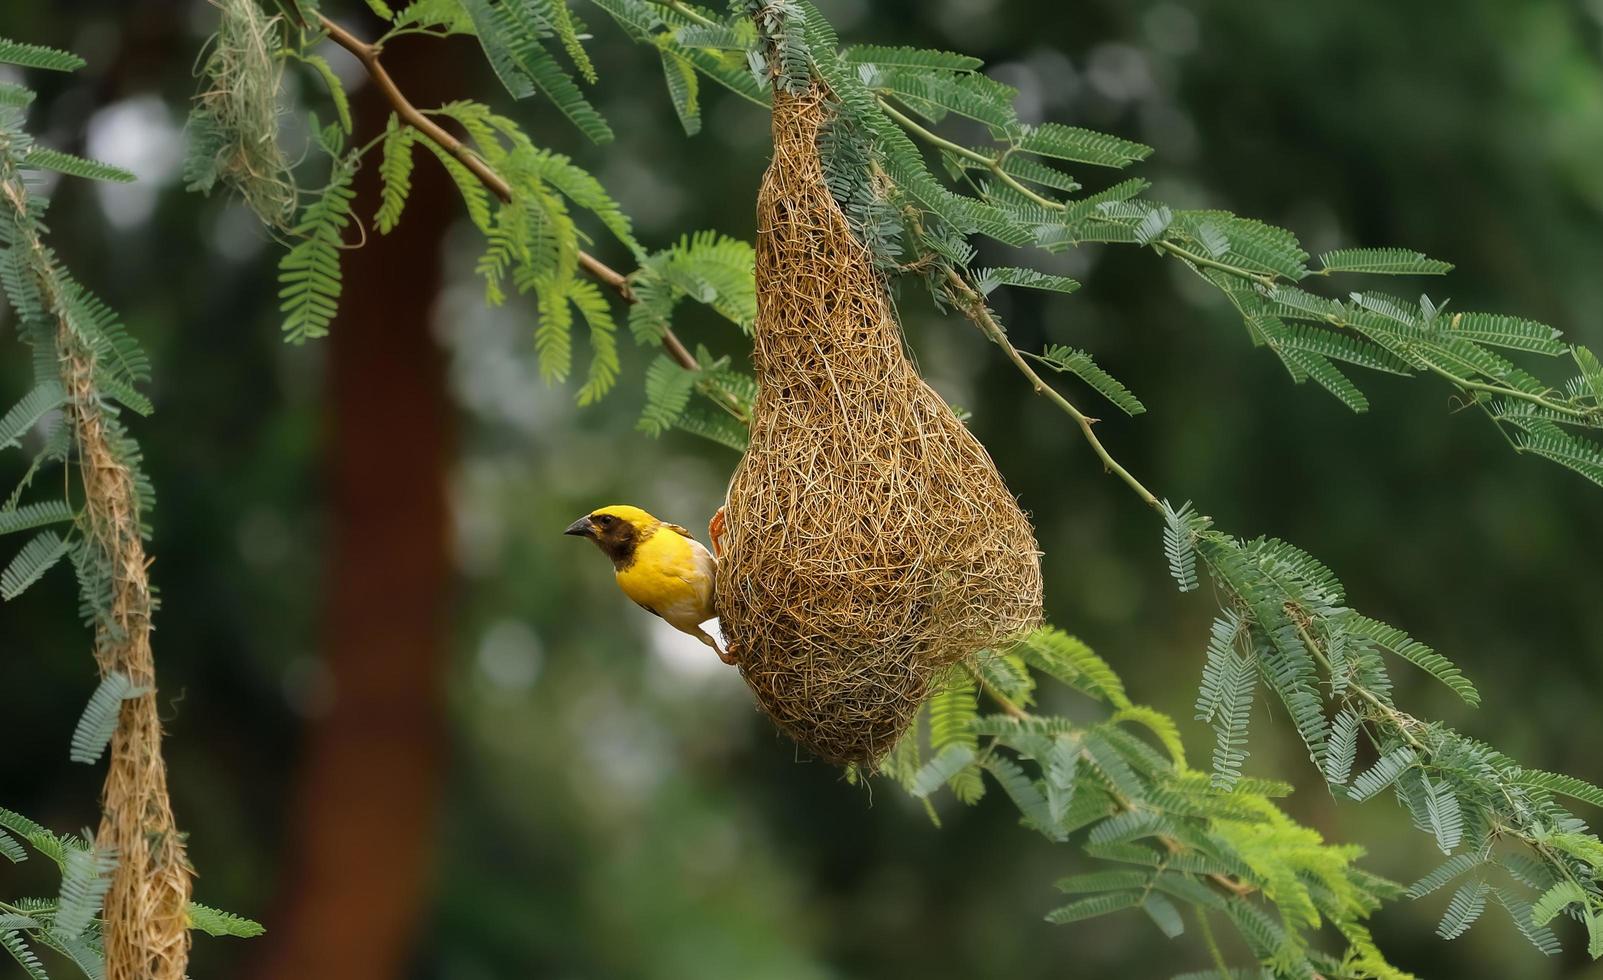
xmin=316 ymin=12 xmax=702 ymax=373
xmin=943 ymin=269 xmax=1160 ymax=509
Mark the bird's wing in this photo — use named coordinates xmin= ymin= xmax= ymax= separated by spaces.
xmin=663 ymin=522 xmax=696 ymax=539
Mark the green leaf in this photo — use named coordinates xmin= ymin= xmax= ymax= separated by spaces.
xmin=1142 ymin=893 xmax=1185 ymax=939
xmin=1035 ymin=345 xmax=1145 ymax=416
xmin=0 ymin=37 xmax=85 ymax=72
xmin=909 ymin=744 xmax=976 ymax=798
xmin=0 ymin=828 xmax=24 ymax=863
xmin=1018 ymin=123 xmax=1150 ymax=168
xmin=1514 ymin=429 xmax=1603 ymax=489
xmin=1316 ymin=248 xmax=1451 ymax=276
xmin=842 ymin=45 xmax=982 ymax=72
xmin=366 ymin=0 xmax=396 ymax=18
xmin=1436 ymin=880 xmax=1489 ymax=940
xmin=0 ymin=929 xmax=48 ymax=980
xmin=1018 ymin=628 xmax=1131 ymax=709
xmin=981 ymin=755 xmax=1060 ymax=839
xmin=375 ymin=117 xmax=415 ymax=234
xmin=1193 ymin=613 xmax=1253 ymax=790
xmin=21 ymin=148 xmax=134 ymax=183
xmin=1045 ymin=890 xmax=1142 ymax=924
xmin=1055 ymin=870 xmax=1152 ymax=894
xmin=1509 ymin=769 xmax=1603 ymax=809
xmin=278 ymin=165 xmax=357 ymax=343
xmin=0 ymin=382 xmax=66 ymax=450
xmin=1323 ymin=707 xmax=1359 ymax=786
xmin=975 ymin=266 xmax=1080 ymax=295
xmin=1160 ymin=500 xmax=1205 ymax=593
xmin=1493 ymin=887 xmax=1562 ymax=956
xmin=1344 ymin=614 xmax=1479 ymax=707
xmin=1448 ymin=313 xmax=1566 ymax=355
xmin=1348 ymin=746 xmax=1416 ymax=802
xmin=659 ymin=48 xmax=701 ymax=135
xmin=187 ymin=902 xmax=266 ymax=938
xmin=417 ymin=137 xmax=492 ymax=233
xmin=53 ymin=845 xmax=116 ymax=941
xmin=2 ymin=529 xmax=70 ymax=600
xmin=1531 ymin=880 xmax=1587 ymax=927
xmin=1407 ymin=853 xmax=1482 ymax=899
xmin=70 ymin=670 xmax=146 ymax=765
xmin=298 ymin=53 xmax=353 ymax=133
xmin=1421 ymin=775 xmax=1463 ymax=854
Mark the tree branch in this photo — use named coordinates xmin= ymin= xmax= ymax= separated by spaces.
xmin=316 ymin=13 xmax=702 ymax=373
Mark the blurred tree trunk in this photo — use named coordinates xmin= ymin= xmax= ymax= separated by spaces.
xmin=250 ymin=38 xmax=456 ymax=980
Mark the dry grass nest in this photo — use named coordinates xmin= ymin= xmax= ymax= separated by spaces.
xmin=715 ymin=84 xmax=1043 ymax=767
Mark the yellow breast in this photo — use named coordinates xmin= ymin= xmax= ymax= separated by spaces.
xmin=614 ymin=526 xmax=716 ymax=628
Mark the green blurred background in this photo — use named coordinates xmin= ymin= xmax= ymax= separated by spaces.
xmin=4 ymin=1 xmax=1603 ymax=977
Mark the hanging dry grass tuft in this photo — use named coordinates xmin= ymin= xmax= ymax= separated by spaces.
xmin=187 ymin=0 xmax=296 ymax=227
xmin=716 ymin=85 xmax=1043 ymax=766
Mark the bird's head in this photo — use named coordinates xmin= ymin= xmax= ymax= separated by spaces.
xmin=564 ymin=504 xmax=655 ymax=566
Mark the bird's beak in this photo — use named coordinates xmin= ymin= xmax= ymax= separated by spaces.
xmin=564 ymin=516 xmax=595 ymax=538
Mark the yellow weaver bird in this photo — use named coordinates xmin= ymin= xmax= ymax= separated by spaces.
xmin=565 ymin=504 xmax=733 ymax=664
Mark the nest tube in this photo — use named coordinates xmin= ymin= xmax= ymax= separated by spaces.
xmin=716 ymin=85 xmax=1043 ymax=766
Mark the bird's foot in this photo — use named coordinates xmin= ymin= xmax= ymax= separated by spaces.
xmin=708 ymin=506 xmax=728 ymax=559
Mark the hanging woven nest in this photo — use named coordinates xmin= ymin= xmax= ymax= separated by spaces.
xmin=716 ymin=84 xmax=1043 ymax=766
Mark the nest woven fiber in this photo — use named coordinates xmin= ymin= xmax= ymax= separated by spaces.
xmin=717 ymin=85 xmax=1043 ymax=766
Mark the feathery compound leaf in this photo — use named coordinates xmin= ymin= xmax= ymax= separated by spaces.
xmin=0 ymin=37 xmax=86 ymax=72
xmin=842 ymin=45 xmax=982 ymax=72
xmin=1531 ymin=880 xmax=1587 ymax=927
xmin=1421 ymin=775 xmax=1463 ymax=854
xmin=0 ymin=382 xmax=66 ymax=449
xmin=1348 ymin=746 xmax=1417 ymax=802
xmin=2 ymin=529 xmax=70 ymax=600
xmin=1494 ymin=887 xmax=1563 ymax=957
xmin=186 ymin=902 xmax=266 ymax=938
xmin=1515 ymin=429 xmax=1603 ymax=489
xmin=660 ymin=48 xmax=701 ymax=135
xmin=1045 ymin=890 xmax=1143 ymax=925
xmin=1018 ymin=628 xmax=1131 ymax=709
xmin=375 ymin=118 xmax=416 ymax=234
xmin=1055 ymin=870 xmax=1152 ymax=894
xmin=1160 ymin=500 xmax=1206 ymax=592
xmin=1194 ymin=618 xmax=1254 ymax=790
xmin=0 ymin=929 xmax=48 ymax=980
xmin=1034 ymin=345 xmax=1145 ymax=416
xmin=1316 ymin=248 xmax=1451 ymax=276
xmin=975 ymin=266 xmax=1080 ymax=295
xmin=982 ymin=755 xmax=1060 ymax=839
xmin=278 ymin=165 xmax=356 ymax=343
xmin=21 ymin=148 xmax=134 ymax=183
xmin=1448 ymin=313 xmax=1566 ymax=355
xmin=671 ymin=402 xmax=747 ymax=451
xmin=417 ymin=137 xmax=492 ymax=232
xmin=1323 ymin=707 xmax=1359 ymax=787
xmin=1574 ymin=345 xmax=1603 ymax=401
xmin=0 ymin=828 xmax=24 ymax=863
xmin=1407 ymin=852 xmax=1482 ymax=899
xmin=1436 ymin=880 xmax=1489 ymax=940
xmin=637 ymin=354 xmax=696 ymax=435
xmin=69 ymin=670 xmax=146 ymax=764
xmin=909 ymin=744 xmax=976 ymax=798
xmin=1018 ymin=123 xmax=1150 ymax=168
xmin=1509 ymin=769 xmax=1603 ymax=809
xmin=53 ymin=845 xmax=116 ymax=941
xmin=569 ymin=279 xmax=620 ymax=405
xmin=1344 ymin=614 xmax=1479 ymax=706
xmin=1141 ymin=893 xmax=1186 ymax=939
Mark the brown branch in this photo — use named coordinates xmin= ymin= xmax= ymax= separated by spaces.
xmin=316 ymin=13 xmax=702 ymax=373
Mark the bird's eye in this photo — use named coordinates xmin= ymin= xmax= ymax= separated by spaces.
xmin=596 ymin=515 xmax=612 ymax=526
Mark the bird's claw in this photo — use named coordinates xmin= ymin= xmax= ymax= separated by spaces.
xmin=708 ymin=506 xmax=728 ymax=559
